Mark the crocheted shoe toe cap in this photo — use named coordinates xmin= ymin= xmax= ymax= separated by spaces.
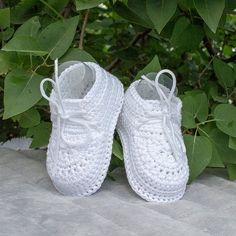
xmin=136 ymin=161 xmax=188 ymax=185
xmin=123 ymin=133 xmax=189 ymax=202
xmin=132 ymin=137 xmax=188 ymax=181
xmin=46 ymin=143 xmax=109 ymax=196
xmin=50 ymin=176 xmax=104 ymax=197
xmin=47 ymin=162 xmax=106 ymax=197
xmin=128 ymin=162 xmax=188 ymax=202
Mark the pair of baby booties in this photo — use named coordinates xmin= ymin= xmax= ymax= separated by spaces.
xmin=40 ymin=60 xmax=189 ymax=203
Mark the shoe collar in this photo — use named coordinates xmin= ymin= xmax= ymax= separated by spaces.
xmin=40 ymin=60 xmax=106 ymax=113
xmin=129 ymin=71 xmax=182 ymax=112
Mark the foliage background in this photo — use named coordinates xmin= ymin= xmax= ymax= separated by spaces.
xmin=0 ymin=0 xmax=236 ymax=182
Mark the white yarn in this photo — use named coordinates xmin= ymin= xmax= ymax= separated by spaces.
xmin=40 ymin=60 xmax=124 ymax=196
xmin=117 ymin=69 xmax=189 ymax=203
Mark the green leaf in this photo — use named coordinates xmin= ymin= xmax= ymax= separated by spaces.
xmin=194 ymin=0 xmax=225 ymax=33
xmin=2 ymin=36 xmax=48 ymax=56
xmin=208 ymin=150 xmax=224 ymax=167
xmin=60 ymin=48 xmax=96 ymax=63
xmin=14 ymin=16 xmax=41 ymax=38
xmin=233 ymin=63 xmax=236 ymax=81
xmin=75 ymin=0 xmax=106 ymax=10
xmin=203 ymin=23 xmax=223 ymax=41
xmin=171 ymin=17 xmax=204 ymax=50
xmin=184 ymin=134 xmax=212 ymax=182
xmin=113 ymin=1 xmax=152 ymax=28
xmin=3 ymin=69 xmax=43 ymax=119
xmin=223 ymin=45 xmax=233 ymax=57
xmin=0 ymin=51 xmax=19 ymax=75
xmin=212 ymin=95 xmax=228 ymax=104
xmin=229 ymin=136 xmax=236 ymax=151
xmin=127 ymin=0 xmax=153 ymax=27
xmin=36 ymin=97 xmax=49 ymax=106
xmin=204 ymin=80 xmax=218 ymax=99
xmin=44 ymin=0 xmax=70 ymax=12
xmin=146 ymin=0 xmax=177 ymax=33
xmin=135 ymin=55 xmax=161 ymax=80
xmin=0 ymin=8 xmax=10 ymax=29
xmin=206 ymin=128 xmax=225 ymax=167
xmin=182 ymin=110 xmax=196 ymax=128
xmin=208 ymin=128 xmax=236 ymax=165
xmin=27 ymin=121 xmax=51 ymax=148
xmin=112 ymin=139 xmax=123 ymax=160
xmin=116 ymin=47 xmax=139 ymax=61
xmin=213 ymin=58 xmax=234 ymax=88
xmin=18 ymin=108 xmax=40 ymax=128
xmin=226 ymin=164 xmax=236 ymax=181
xmin=214 ymin=104 xmax=236 ymax=137
xmin=38 ymin=16 xmax=79 ymax=60
xmin=0 ymin=27 xmax=14 ymax=42
xmin=181 ymin=91 xmax=208 ymax=128
xmin=225 ymin=0 xmax=236 ymax=13
xmin=178 ymin=0 xmax=194 ymax=9
xmin=11 ymin=0 xmax=38 ymax=24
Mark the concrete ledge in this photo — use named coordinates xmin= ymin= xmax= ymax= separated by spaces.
xmin=0 ymin=148 xmax=235 ymax=236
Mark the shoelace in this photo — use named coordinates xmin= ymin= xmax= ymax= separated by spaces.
xmin=40 ymin=59 xmax=99 ymax=149
xmin=141 ymin=69 xmax=186 ymax=161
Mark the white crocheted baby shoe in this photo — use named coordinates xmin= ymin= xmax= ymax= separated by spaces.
xmin=117 ymin=69 xmax=189 ymax=203
xmin=40 ymin=60 xmax=124 ymax=196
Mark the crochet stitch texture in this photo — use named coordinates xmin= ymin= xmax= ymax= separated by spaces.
xmin=117 ymin=69 xmax=189 ymax=203
xmin=40 ymin=60 xmax=124 ymax=196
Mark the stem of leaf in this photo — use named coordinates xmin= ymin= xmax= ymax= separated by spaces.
xmin=199 ymin=56 xmax=214 ymax=79
xmin=30 ymin=51 xmax=52 ymax=78
xmin=109 ymin=0 xmax=114 ymax=7
xmin=189 ymin=9 xmax=193 ymax=24
xmin=30 ymin=54 xmax=33 ymax=68
xmin=79 ymin=9 xmax=90 ymax=50
xmin=192 ymin=126 xmax=198 ymax=154
xmin=197 ymin=119 xmax=218 ymax=126
xmin=197 ymin=126 xmax=210 ymax=138
xmin=0 ymin=28 xmax=4 ymax=47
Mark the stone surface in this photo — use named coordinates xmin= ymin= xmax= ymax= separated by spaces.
xmin=0 ymin=148 xmax=236 ymax=236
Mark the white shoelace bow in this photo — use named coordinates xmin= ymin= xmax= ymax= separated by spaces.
xmin=40 ymin=59 xmax=98 ymax=148
xmin=141 ymin=69 xmax=186 ymax=161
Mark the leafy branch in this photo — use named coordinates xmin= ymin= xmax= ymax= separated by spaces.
xmin=106 ymin=29 xmax=151 ymax=71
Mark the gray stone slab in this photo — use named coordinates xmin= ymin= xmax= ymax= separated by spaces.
xmin=184 ymin=182 xmax=236 ymax=213
xmin=101 ymin=179 xmax=144 ymax=203
xmin=146 ymin=199 xmax=215 ymax=220
xmin=72 ymin=187 xmax=126 ymax=209
xmin=0 ymin=148 xmax=236 ymax=236
xmin=92 ymin=201 xmax=210 ymax=236
xmin=146 ymin=198 xmax=236 ymax=236
xmin=0 ymin=148 xmax=22 ymax=165
xmin=180 ymin=211 xmax=236 ymax=236
xmin=0 ymin=202 xmax=52 ymax=236
xmin=197 ymin=172 xmax=236 ymax=195
xmin=38 ymin=208 xmax=137 ymax=236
